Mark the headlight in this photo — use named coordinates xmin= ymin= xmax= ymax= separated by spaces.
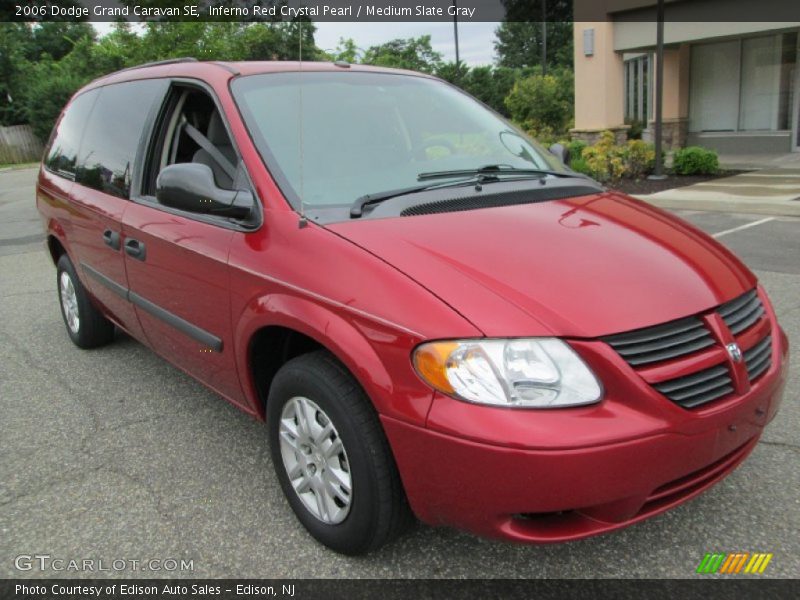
xmin=413 ymin=338 xmax=602 ymax=408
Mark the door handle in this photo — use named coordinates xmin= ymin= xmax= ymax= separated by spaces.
xmin=102 ymin=229 xmax=121 ymax=251
xmin=124 ymin=238 xmax=146 ymax=261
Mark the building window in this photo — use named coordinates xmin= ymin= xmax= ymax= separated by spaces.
xmin=624 ymin=55 xmax=650 ymax=124
xmin=689 ymin=32 xmax=798 ymax=133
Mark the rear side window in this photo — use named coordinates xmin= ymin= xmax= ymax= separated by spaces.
xmin=75 ymin=79 xmax=166 ymax=199
xmin=45 ymin=89 xmax=99 ymax=178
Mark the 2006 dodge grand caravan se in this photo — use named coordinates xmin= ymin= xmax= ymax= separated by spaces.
xmin=37 ymin=59 xmax=789 ymax=555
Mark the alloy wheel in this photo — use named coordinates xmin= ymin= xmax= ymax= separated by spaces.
xmin=59 ymin=271 xmax=80 ymax=334
xmin=278 ymin=396 xmax=352 ymax=524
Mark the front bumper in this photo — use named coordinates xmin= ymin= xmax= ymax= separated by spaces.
xmin=383 ymin=327 xmax=788 ymax=543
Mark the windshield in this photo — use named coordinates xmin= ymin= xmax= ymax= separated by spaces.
xmin=231 ymin=71 xmax=568 ymax=213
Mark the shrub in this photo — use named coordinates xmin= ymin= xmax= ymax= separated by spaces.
xmin=672 ymin=146 xmax=719 ymax=175
xmin=568 ymin=134 xmax=659 ymax=181
xmin=518 ymin=122 xmax=558 ymax=147
xmin=566 ymin=139 xmax=587 ymax=163
xmin=568 ymin=157 xmax=592 ymax=177
xmin=626 ymin=119 xmax=645 ymax=140
xmin=504 ymin=70 xmax=574 ymax=139
xmin=624 ymin=139 xmax=656 ymax=179
xmin=580 ymin=130 xmax=628 ymax=182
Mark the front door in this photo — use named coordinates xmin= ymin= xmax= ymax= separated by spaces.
xmin=123 ymin=83 xmax=246 ymax=406
xmin=121 ymin=203 xmax=240 ymax=401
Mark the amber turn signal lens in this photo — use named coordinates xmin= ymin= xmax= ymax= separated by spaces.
xmin=413 ymin=341 xmax=459 ymax=395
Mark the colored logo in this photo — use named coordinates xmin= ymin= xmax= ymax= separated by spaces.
xmin=696 ymin=552 xmax=773 ymax=574
xmin=726 ymin=342 xmax=743 ymax=363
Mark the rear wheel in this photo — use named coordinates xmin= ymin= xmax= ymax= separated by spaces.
xmin=56 ymin=254 xmax=115 ymax=349
xmin=267 ymin=351 xmax=412 ymax=555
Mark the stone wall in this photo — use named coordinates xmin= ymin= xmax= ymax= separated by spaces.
xmin=642 ymin=118 xmax=688 ymax=150
xmin=569 ymin=125 xmax=630 ymax=145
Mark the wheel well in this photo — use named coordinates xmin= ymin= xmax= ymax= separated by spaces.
xmin=250 ymin=326 xmax=325 ymax=416
xmin=47 ymin=235 xmax=66 ymax=265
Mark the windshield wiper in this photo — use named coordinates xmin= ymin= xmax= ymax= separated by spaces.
xmin=417 ymin=164 xmax=575 ymax=181
xmin=350 ymin=165 xmax=585 ymax=219
xmin=350 ymin=178 xmax=476 ymax=218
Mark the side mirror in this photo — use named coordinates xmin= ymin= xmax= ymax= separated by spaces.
xmin=156 ymin=163 xmax=252 ymax=219
xmin=549 ymin=143 xmax=570 ymax=166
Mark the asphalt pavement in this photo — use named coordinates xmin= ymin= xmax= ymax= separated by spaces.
xmin=1 ymin=167 xmax=798 ymax=578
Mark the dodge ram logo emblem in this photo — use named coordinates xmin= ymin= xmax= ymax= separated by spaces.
xmin=726 ymin=343 xmax=743 ymax=363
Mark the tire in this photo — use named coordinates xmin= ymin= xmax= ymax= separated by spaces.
xmin=267 ymin=351 xmax=412 ymax=555
xmin=56 ymin=254 xmax=115 ymax=349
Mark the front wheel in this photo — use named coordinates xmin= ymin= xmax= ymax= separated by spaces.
xmin=267 ymin=351 xmax=412 ymax=555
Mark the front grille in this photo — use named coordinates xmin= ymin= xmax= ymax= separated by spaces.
xmin=718 ymin=289 xmax=765 ymax=335
xmin=604 ymin=289 xmax=773 ymax=410
xmin=653 ymin=364 xmax=734 ymax=408
xmin=745 ymin=335 xmax=772 ymax=381
xmin=603 ymin=316 xmax=714 ymax=367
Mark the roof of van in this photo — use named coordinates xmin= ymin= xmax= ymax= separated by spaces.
xmin=81 ymin=59 xmax=435 ymax=93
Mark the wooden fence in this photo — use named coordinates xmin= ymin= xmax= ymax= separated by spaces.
xmin=0 ymin=125 xmax=43 ymax=164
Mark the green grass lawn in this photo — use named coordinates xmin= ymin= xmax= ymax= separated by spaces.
xmin=0 ymin=161 xmax=38 ymax=170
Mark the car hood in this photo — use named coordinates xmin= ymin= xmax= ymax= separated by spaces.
xmin=326 ymin=191 xmax=756 ymax=338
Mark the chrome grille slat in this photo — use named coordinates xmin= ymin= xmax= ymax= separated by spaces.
xmin=666 ymin=377 xmax=733 ymax=402
xmin=718 ymin=289 xmax=758 ymax=318
xmin=746 ymin=349 xmax=771 ymax=369
xmin=745 ymin=339 xmax=771 ymax=363
xmin=614 ymin=327 xmax=711 ymax=356
xmin=679 ymin=385 xmax=735 ymax=408
xmin=654 ymin=362 xmax=734 ymax=407
xmin=745 ymin=336 xmax=772 ymax=381
xmin=603 ymin=317 xmax=714 ymax=367
xmin=623 ymin=338 xmax=716 ymax=366
xmin=605 ymin=290 xmax=772 ymax=410
xmin=605 ymin=318 xmax=705 ymax=346
xmin=748 ymin=360 xmax=770 ymax=381
xmin=725 ymin=304 xmax=764 ymax=335
xmin=722 ymin=295 xmax=760 ymax=319
xmin=719 ymin=289 xmax=765 ymax=334
xmin=744 ymin=335 xmax=771 ymax=356
xmin=654 ymin=365 xmax=729 ymax=394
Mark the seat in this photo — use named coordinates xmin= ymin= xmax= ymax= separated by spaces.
xmin=192 ymin=111 xmax=237 ymax=189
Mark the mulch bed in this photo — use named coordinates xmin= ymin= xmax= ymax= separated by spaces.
xmin=610 ymin=171 xmax=746 ymax=195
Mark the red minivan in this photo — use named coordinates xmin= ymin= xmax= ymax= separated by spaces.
xmin=37 ymin=59 xmax=789 ymax=555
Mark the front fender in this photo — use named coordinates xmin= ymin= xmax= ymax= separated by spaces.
xmin=234 ymin=291 xmax=435 ymax=425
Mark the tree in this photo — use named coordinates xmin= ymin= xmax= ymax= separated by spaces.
xmin=362 ymin=36 xmax=442 ymax=73
xmin=5 ymin=20 xmax=325 ymax=138
xmin=494 ymin=1 xmax=573 ymax=70
xmin=504 ymin=69 xmax=575 ymax=141
xmin=327 ymin=38 xmax=361 ymax=63
xmin=133 ymin=22 xmax=320 ymax=63
xmin=433 ymin=61 xmax=462 ymax=84
xmin=434 ymin=63 xmax=537 ymax=118
xmin=1 ymin=22 xmax=95 ymax=126
xmin=494 ymin=21 xmax=573 ymax=70
xmin=0 ymin=24 xmax=30 ymax=125
xmin=27 ymin=22 xmax=96 ymax=61
xmin=21 ymin=54 xmax=91 ymax=140
xmin=90 ymin=23 xmax=144 ymax=72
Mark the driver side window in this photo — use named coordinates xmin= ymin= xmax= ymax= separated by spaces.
xmin=145 ymin=86 xmax=240 ymax=196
